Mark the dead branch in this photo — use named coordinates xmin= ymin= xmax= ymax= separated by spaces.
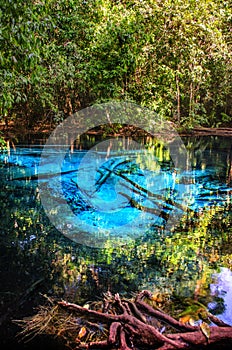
xmin=16 ymin=290 xmax=232 ymax=350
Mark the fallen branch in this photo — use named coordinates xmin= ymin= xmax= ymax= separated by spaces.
xmin=16 ymin=290 xmax=232 ymax=350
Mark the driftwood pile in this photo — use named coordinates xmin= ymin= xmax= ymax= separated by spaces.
xmin=16 ymin=290 xmax=232 ymax=349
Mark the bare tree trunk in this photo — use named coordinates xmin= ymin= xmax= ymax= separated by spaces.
xmin=176 ymin=68 xmax=181 ymax=124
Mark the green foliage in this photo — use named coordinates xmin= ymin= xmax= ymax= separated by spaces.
xmin=0 ymin=132 xmax=7 ymax=149
xmin=0 ymin=0 xmax=232 ymax=132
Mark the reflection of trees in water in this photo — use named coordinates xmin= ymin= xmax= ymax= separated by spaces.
xmin=184 ymin=136 xmax=232 ymax=181
xmin=0 ymin=138 xmax=231 ymax=326
xmin=75 ymin=134 xmax=232 ymax=186
xmin=227 ymin=144 xmax=232 ymax=185
xmin=0 ymin=176 xmax=231 ymax=327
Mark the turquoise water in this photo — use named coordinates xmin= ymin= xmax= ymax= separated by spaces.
xmin=0 ymin=135 xmax=232 ymax=327
xmin=1 ymin=139 xmax=231 ymax=242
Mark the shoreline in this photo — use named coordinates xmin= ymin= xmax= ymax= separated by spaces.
xmin=183 ymin=127 xmax=232 ymax=137
xmin=1 ymin=124 xmax=232 ymax=144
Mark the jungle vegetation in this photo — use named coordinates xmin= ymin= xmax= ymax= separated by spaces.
xmin=0 ymin=0 xmax=232 ymax=139
xmin=1 ymin=1 xmax=232 ymax=348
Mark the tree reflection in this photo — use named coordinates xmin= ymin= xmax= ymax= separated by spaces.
xmin=0 ymin=136 xmax=231 ymax=322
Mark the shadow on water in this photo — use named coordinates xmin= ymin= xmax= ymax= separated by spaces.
xmin=0 ymin=135 xmax=232 ymax=348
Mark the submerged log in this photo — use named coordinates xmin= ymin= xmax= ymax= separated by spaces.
xmin=16 ymin=290 xmax=232 ymax=350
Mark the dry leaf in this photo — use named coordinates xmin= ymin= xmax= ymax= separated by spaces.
xmin=77 ymin=326 xmax=87 ymax=339
xmin=200 ymin=322 xmax=210 ymax=339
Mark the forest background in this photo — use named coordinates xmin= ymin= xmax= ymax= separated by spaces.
xmin=1 ymin=1 xmax=232 ymax=348
xmin=1 ymin=0 xmax=232 ymax=141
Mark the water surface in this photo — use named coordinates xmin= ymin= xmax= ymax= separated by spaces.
xmin=0 ymin=135 xmax=231 ymax=324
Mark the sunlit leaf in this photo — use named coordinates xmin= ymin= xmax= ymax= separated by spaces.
xmin=179 ymin=315 xmax=194 ymax=324
xmin=77 ymin=326 xmax=87 ymax=339
xmin=200 ymin=322 xmax=211 ymax=339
